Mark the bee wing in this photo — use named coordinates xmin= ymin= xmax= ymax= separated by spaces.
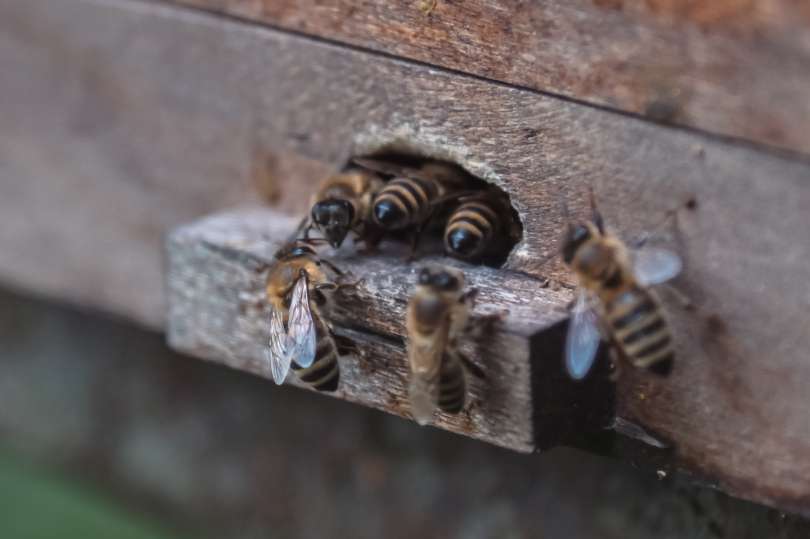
xmin=407 ymin=327 xmax=447 ymax=383
xmin=633 ymin=246 xmax=682 ymax=286
xmin=286 ymin=275 xmax=317 ymax=369
xmin=353 ymin=157 xmax=465 ymax=187
xmin=610 ymin=417 xmax=669 ymax=449
xmin=352 ymin=157 xmax=421 ymax=178
xmin=565 ymin=290 xmax=602 ymax=380
xmin=409 ymin=372 xmax=440 ymax=426
xmin=267 ymin=307 xmax=293 ymax=385
xmin=407 ymin=322 xmax=447 ymax=426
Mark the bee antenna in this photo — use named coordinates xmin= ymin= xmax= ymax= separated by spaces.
xmin=559 ymin=194 xmax=571 ymax=226
xmin=299 ymin=237 xmax=329 ymax=247
xmin=588 ymin=187 xmax=605 ymax=233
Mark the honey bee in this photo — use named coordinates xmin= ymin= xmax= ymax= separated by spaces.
xmin=406 ymin=266 xmax=478 ymax=425
xmin=443 ymin=189 xmax=521 ymax=262
xmin=265 ymin=240 xmax=351 ymax=392
xmin=561 ymin=197 xmax=683 ymax=380
xmin=301 ymin=169 xmax=384 ymax=248
xmin=354 ymin=157 xmax=468 ymax=237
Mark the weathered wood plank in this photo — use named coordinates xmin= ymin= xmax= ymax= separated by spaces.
xmin=166 ymin=210 xmax=595 ymax=453
xmin=0 ymin=0 xmax=332 ymax=326
xmin=171 ymin=0 xmax=810 ymax=155
xmin=1 ymin=0 xmax=810 ymax=514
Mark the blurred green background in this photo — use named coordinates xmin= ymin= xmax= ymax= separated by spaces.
xmin=0 ymin=451 xmax=180 ymax=539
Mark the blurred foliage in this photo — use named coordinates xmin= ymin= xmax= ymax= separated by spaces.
xmin=0 ymin=450 xmax=181 ymax=539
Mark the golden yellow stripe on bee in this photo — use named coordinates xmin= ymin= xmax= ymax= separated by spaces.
xmin=311 ymin=359 xmax=339 ymax=387
xmin=632 ymin=346 xmax=674 ymax=369
xmin=608 ymin=295 xmax=654 ymax=326
xmin=628 ymin=334 xmax=673 ymax=365
xmin=375 ymin=192 xmax=411 ymax=215
xmin=446 ymin=221 xmax=484 ymax=238
xmin=407 ymin=179 xmax=430 ymax=206
xmin=299 ymin=353 xmax=337 ymax=381
xmin=450 ymin=209 xmax=493 ymax=229
xmin=612 ymin=313 xmax=662 ymax=342
xmin=462 ymin=201 xmax=497 ymax=220
xmin=384 ymin=184 xmax=420 ymax=213
xmin=623 ymin=330 xmax=668 ymax=357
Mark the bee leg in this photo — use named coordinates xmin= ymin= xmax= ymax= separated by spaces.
xmin=314 ymin=282 xmax=338 ymax=292
xmin=356 ymin=223 xmax=384 ymax=254
xmin=659 ymin=283 xmax=695 ymax=312
xmin=468 ymin=312 xmax=505 ymax=339
xmin=460 ymin=288 xmax=479 ymax=307
xmin=588 ymin=187 xmax=606 ymax=234
xmin=319 ymin=259 xmax=345 ymax=276
xmin=289 ymin=216 xmax=313 ymax=244
xmin=405 ymin=219 xmax=434 ymax=261
xmin=405 ymin=229 xmax=421 ymax=261
xmin=333 ymin=334 xmax=360 ymax=357
xmin=632 ymin=196 xmax=697 ymax=248
xmin=459 ymin=352 xmax=486 ymax=379
xmin=336 ymin=277 xmax=366 ymax=293
xmin=608 ymin=347 xmax=622 ymax=382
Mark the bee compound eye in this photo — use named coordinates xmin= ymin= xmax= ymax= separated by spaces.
xmin=562 ymin=224 xmax=590 ymax=264
xmin=335 ymin=199 xmax=354 ymax=224
xmin=418 ymin=268 xmax=432 ymax=285
xmin=311 ymin=203 xmax=329 ymax=225
xmin=433 ymin=271 xmax=458 ymax=290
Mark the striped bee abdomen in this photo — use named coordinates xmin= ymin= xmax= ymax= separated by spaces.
xmin=437 ymin=353 xmax=466 ymax=414
xmin=444 ymin=200 xmax=498 ymax=259
xmin=372 ymin=177 xmax=439 ymax=230
xmin=606 ymin=288 xmax=674 ymax=376
xmin=292 ymin=317 xmax=340 ymax=392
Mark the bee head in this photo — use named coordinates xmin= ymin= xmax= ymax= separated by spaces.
xmin=276 ymin=240 xmax=316 ymax=261
xmin=311 ymin=198 xmax=355 ymax=248
xmin=561 ymin=223 xmax=593 ymax=265
xmin=563 ymin=223 xmax=614 ymax=279
xmin=445 ymin=227 xmax=483 ymax=259
xmin=417 ymin=267 xmax=461 ymax=292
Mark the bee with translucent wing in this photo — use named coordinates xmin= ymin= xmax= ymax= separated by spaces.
xmin=265 ymin=240 xmax=350 ymax=391
xmin=407 ymin=266 xmax=482 ymax=425
xmin=561 ymin=196 xmax=683 ymax=380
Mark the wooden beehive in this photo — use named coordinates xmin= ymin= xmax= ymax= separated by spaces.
xmin=2 ymin=0 xmax=810 ymax=518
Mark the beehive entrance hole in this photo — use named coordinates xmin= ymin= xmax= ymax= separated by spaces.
xmin=345 ymin=151 xmax=523 ymax=268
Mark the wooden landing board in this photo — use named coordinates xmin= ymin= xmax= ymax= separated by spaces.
xmin=166 ymin=210 xmax=591 ymax=453
xmin=172 ymin=0 xmax=810 ymax=155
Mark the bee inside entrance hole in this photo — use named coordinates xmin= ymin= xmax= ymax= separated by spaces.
xmin=314 ymin=151 xmax=523 ymax=268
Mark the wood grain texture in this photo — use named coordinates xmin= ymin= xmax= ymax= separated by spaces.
xmin=1 ymin=0 xmax=810 ymax=513
xmin=0 ymin=0 xmax=332 ymax=326
xmin=171 ymin=0 xmax=810 ymax=155
xmin=166 ymin=210 xmax=591 ymax=453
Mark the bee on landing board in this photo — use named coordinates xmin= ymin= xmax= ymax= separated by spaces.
xmin=406 ymin=266 xmax=483 ymax=425
xmin=354 ymin=157 xmax=469 ymax=248
xmin=561 ymin=195 xmax=683 ymax=380
xmin=443 ymin=188 xmax=521 ymax=262
xmin=265 ymin=240 xmax=354 ymax=392
xmin=299 ymin=169 xmax=385 ymax=248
